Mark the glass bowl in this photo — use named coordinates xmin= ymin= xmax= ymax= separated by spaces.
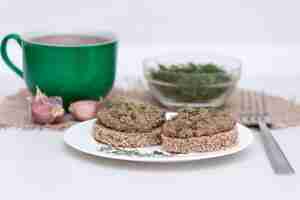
xmin=143 ymin=54 xmax=242 ymax=108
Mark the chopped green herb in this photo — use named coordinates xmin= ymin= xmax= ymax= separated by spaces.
xmin=150 ymin=63 xmax=234 ymax=103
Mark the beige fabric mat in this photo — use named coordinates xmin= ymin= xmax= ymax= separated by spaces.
xmin=0 ymin=88 xmax=299 ymax=130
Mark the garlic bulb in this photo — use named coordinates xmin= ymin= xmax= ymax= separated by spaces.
xmin=30 ymin=87 xmax=65 ymax=124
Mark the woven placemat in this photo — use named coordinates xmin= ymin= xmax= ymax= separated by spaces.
xmin=0 ymin=87 xmax=299 ymax=130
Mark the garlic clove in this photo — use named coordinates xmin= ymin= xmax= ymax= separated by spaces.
xmin=69 ymin=100 xmax=98 ymax=121
xmin=31 ymin=101 xmax=55 ymax=124
xmin=51 ymin=105 xmax=65 ymax=123
xmin=30 ymin=87 xmax=65 ymax=124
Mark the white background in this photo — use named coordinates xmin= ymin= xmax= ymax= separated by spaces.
xmin=1 ymin=0 xmax=300 ymax=44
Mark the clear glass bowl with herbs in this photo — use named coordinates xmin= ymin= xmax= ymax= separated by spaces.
xmin=143 ymin=54 xmax=242 ymax=108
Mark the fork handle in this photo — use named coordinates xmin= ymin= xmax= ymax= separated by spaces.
xmin=258 ymin=120 xmax=295 ymax=175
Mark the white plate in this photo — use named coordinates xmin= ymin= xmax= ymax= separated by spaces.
xmin=64 ymin=119 xmax=254 ymax=163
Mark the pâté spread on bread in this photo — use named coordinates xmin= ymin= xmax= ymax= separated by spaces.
xmin=94 ymin=98 xmax=238 ymax=153
xmin=94 ymin=97 xmax=165 ymax=148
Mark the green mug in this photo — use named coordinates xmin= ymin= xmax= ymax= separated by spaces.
xmin=1 ymin=32 xmax=118 ymax=107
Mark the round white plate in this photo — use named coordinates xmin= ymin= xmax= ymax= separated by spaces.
xmin=64 ymin=119 xmax=254 ymax=163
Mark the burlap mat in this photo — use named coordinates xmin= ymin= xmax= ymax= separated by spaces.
xmin=0 ymin=87 xmax=299 ymax=130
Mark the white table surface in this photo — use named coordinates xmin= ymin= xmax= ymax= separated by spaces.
xmin=0 ymin=44 xmax=300 ymax=199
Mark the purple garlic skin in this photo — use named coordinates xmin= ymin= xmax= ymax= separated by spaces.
xmin=69 ymin=100 xmax=99 ymax=121
xmin=31 ymin=88 xmax=65 ymax=124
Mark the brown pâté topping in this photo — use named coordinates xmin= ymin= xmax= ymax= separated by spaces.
xmin=162 ymin=108 xmax=236 ymax=138
xmin=97 ymin=97 xmax=165 ymax=133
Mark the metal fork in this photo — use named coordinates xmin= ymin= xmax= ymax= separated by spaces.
xmin=240 ymin=91 xmax=295 ymax=175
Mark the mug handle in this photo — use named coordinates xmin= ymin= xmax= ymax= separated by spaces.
xmin=1 ymin=33 xmax=23 ymax=78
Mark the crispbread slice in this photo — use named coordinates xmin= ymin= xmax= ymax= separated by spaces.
xmin=161 ymin=127 xmax=238 ymax=154
xmin=94 ymin=123 xmax=162 ymax=148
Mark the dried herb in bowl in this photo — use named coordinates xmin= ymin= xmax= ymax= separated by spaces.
xmin=149 ymin=63 xmax=235 ymax=103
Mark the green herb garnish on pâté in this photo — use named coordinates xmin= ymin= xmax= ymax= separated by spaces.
xmin=150 ymin=63 xmax=234 ymax=102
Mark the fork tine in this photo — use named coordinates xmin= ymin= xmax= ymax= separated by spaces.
xmin=247 ymin=91 xmax=252 ymax=113
xmin=247 ymin=91 xmax=254 ymax=124
xmin=261 ymin=91 xmax=267 ymax=115
xmin=240 ymin=89 xmax=246 ymax=112
xmin=261 ymin=91 xmax=272 ymax=125
xmin=254 ymin=92 xmax=262 ymax=116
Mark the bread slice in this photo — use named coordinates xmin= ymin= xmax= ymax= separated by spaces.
xmin=161 ymin=127 xmax=238 ymax=154
xmin=94 ymin=123 xmax=162 ymax=148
